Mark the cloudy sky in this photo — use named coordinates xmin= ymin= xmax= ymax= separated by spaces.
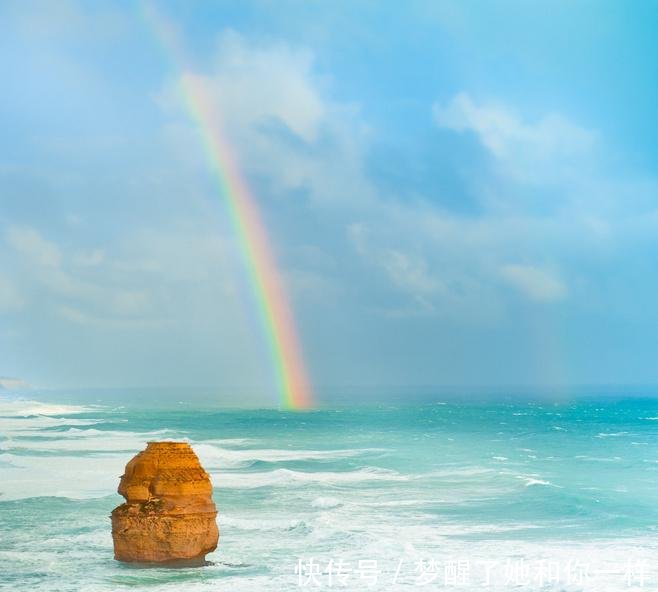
xmin=2 ymin=1 xmax=658 ymax=401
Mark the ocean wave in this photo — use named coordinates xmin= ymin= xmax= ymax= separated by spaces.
xmin=194 ymin=443 xmax=382 ymax=470
xmin=575 ymin=455 xmax=622 ymax=462
xmin=596 ymin=432 xmax=630 ymax=438
xmin=425 ymin=467 xmax=497 ymax=478
xmin=311 ymin=496 xmax=342 ymax=509
xmin=359 ymin=499 xmax=430 ymax=508
xmin=0 ymin=399 xmax=95 ymax=417
xmin=0 ymin=416 xmax=103 ymax=435
xmin=213 ymin=467 xmax=408 ymax=489
xmin=0 ymin=452 xmax=126 ymax=500
xmin=201 ymin=438 xmax=260 ymax=447
xmin=434 ymin=522 xmax=544 ymax=535
xmin=220 ymin=515 xmax=313 ymax=533
xmin=516 ymin=475 xmax=560 ymax=488
xmin=1 ymin=429 xmax=177 ymax=453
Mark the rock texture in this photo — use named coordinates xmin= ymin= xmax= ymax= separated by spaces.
xmin=111 ymin=442 xmax=219 ymax=564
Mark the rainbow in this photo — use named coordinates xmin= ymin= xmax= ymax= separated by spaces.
xmin=142 ymin=4 xmax=313 ymax=409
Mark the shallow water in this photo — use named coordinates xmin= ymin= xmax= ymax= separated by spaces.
xmin=2 ymin=397 xmax=658 ymax=590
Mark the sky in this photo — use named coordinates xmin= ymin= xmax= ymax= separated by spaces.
xmin=2 ymin=0 xmax=658 ymax=403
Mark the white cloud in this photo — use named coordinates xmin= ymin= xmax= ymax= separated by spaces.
xmin=382 ymin=250 xmax=443 ymax=310
xmin=158 ymin=30 xmax=325 ymax=145
xmin=57 ymin=305 xmax=90 ymax=324
xmin=164 ymin=41 xmax=585 ymax=318
xmin=4 ymin=228 xmax=97 ymax=299
xmin=6 ymin=226 xmax=62 ymax=267
xmin=348 ymin=220 xmax=501 ymax=319
xmin=56 ymin=304 xmax=167 ymax=328
xmin=433 ymin=92 xmax=597 ymax=184
xmin=210 ymin=31 xmax=325 ymax=143
xmin=3 ymin=225 xmax=159 ymax=323
xmin=73 ymin=249 xmax=105 ymax=268
xmin=499 ymin=264 xmax=567 ymax=303
xmin=157 ymin=39 xmax=649 ymax=324
xmin=110 ymin=290 xmax=150 ymax=316
xmin=65 ymin=213 xmax=84 ymax=227
xmin=0 ymin=274 xmax=24 ymax=312
xmin=159 ymin=30 xmax=369 ymax=206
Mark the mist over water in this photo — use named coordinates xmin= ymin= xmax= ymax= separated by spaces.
xmin=2 ymin=394 xmax=658 ymax=590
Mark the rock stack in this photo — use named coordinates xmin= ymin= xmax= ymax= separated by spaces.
xmin=111 ymin=442 xmax=219 ymax=564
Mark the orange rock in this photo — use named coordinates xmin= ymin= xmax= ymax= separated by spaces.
xmin=111 ymin=442 xmax=219 ymax=564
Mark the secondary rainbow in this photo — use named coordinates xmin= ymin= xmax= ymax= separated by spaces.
xmin=142 ymin=4 xmax=313 ymax=409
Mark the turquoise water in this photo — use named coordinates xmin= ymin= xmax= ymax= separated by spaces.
xmin=2 ymin=396 xmax=658 ymax=590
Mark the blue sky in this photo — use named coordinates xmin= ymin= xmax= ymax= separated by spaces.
xmin=2 ymin=1 xmax=658 ymax=401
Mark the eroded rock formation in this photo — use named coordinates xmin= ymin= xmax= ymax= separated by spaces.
xmin=111 ymin=441 xmax=219 ymax=564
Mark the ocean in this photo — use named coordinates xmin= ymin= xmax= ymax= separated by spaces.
xmin=2 ymin=395 xmax=658 ymax=591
